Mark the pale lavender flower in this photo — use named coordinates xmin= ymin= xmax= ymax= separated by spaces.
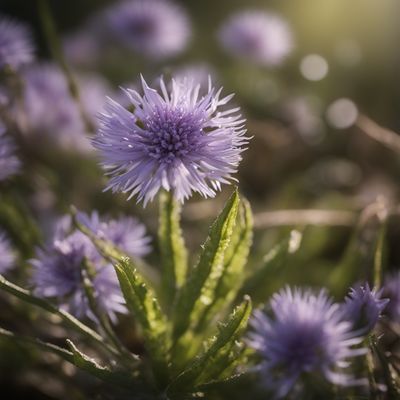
xmin=93 ymin=76 xmax=248 ymax=205
xmin=0 ymin=123 xmax=20 ymax=181
xmin=21 ymin=64 xmax=90 ymax=153
xmin=0 ymin=230 xmax=16 ymax=274
xmin=107 ymin=0 xmax=191 ymax=59
xmin=343 ymin=283 xmax=389 ymax=334
xmin=218 ymin=11 xmax=293 ymax=67
xmin=76 ymin=210 xmax=151 ymax=257
xmin=383 ymin=272 xmax=400 ymax=323
xmin=31 ymin=221 xmax=125 ymax=321
xmin=0 ymin=15 xmax=34 ymax=70
xmin=248 ymin=287 xmax=366 ymax=398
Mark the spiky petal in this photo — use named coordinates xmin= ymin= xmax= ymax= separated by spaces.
xmin=343 ymin=283 xmax=389 ymax=334
xmin=248 ymin=287 xmax=366 ymax=398
xmin=93 ymin=76 xmax=248 ymax=205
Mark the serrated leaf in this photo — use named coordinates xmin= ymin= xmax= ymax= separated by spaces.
xmin=114 ymin=258 xmax=169 ymax=386
xmin=195 ymin=199 xmax=253 ymax=332
xmin=67 ymin=339 xmax=136 ymax=388
xmin=167 ymin=296 xmax=251 ymax=395
xmin=173 ymin=189 xmax=240 ymax=340
xmin=239 ymin=230 xmax=302 ymax=301
xmin=159 ymin=191 xmax=188 ymax=307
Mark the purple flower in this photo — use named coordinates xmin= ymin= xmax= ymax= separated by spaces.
xmin=248 ymin=287 xmax=366 ymax=398
xmin=31 ymin=211 xmax=151 ymax=321
xmin=0 ymin=15 xmax=34 ymax=70
xmin=218 ymin=11 xmax=293 ymax=67
xmin=76 ymin=210 xmax=151 ymax=257
xmin=343 ymin=283 xmax=389 ymax=334
xmin=21 ymin=64 xmax=90 ymax=152
xmin=93 ymin=76 xmax=248 ymax=205
xmin=0 ymin=122 xmax=20 ymax=181
xmin=107 ymin=0 xmax=191 ymax=59
xmin=383 ymin=272 xmax=400 ymax=323
xmin=0 ymin=230 xmax=16 ymax=274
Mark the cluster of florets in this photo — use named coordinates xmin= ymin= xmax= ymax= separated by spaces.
xmin=0 ymin=15 xmax=34 ymax=70
xmin=248 ymin=285 xmax=388 ymax=397
xmin=93 ymin=76 xmax=248 ymax=205
xmin=30 ymin=211 xmax=150 ymax=321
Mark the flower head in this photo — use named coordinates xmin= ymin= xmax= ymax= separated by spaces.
xmin=76 ymin=210 xmax=151 ymax=257
xmin=93 ymin=76 xmax=248 ymax=205
xmin=0 ymin=230 xmax=16 ymax=274
xmin=31 ymin=211 xmax=150 ymax=321
xmin=21 ymin=64 xmax=89 ymax=152
xmin=0 ymin=122 xmax=20 ymax=181
xmin=343 ymin=283 xmax=389 ymax=334
xmin=107 ymin=0 xmax=190 ymax=59
xmin=218 ymin=11 xmax=293 ymax=67
xmin=0 ymin=15 xmax=34 ymax=70
xmin=248 ymin=287 xmax=366 ymax=398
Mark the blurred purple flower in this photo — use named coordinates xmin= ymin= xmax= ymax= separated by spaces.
xmin=0 ymin=123 xmax=20 ymax=181
xmin=31 ymin=211 xmax=150 ymax=321
xmin=248 ymin=287 xmax=366 ymax=398
xmin=218 ymin=11 xmax=293 ymax=67
xmin=107 ymin=0 xmax=191 ymax=59
xmin=383 ymin=272 xmax=400 ymax=323
xmin=0 ymin=15 xmax=34 ymax=70
xmin=77 ymin=210 xmax=151 ymax=257
xmin=31 ymin=229 xmax=125 ymax=321
xmin=93 ymin=76 xmax=248 ymax=205
xmin=21 ymin=64 xmax=89 ymax=152
xmin=343 ymin=283 xmax=389 ymax=334
xmin=0 ymin=230 xmax=16 ymax=274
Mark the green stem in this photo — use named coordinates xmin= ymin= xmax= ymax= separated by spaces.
xmin=80 ymin=261 xmax=137 ymax=366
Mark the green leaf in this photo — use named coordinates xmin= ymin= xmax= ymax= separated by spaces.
xmin=0 ymin=274 xmax=118 ymax=356
xmin=159 ymin=191 xmax=188 ymax=307
xmin=239 ymin=230 xmax=302 ymax=302
xmin=0 ymin=326 xmax=74 ymax=363
xmin=167 ymin=296 xmax=252 ymax=395
xmin=114 ymin=258 xmax=169 ymax=386
xmin=67 ymin=339 xmax=137 ymax=388
xmin=173 ymin=189 xmax=240 ymax=340
xmin=195 ymin=198 xmax=253 ymax=332
xmin=373 ymin=212 xmax=388 ymax=288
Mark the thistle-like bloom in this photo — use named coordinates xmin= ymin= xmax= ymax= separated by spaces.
xmin=383 ymin=272 xmax=400 ymax=323
xmin=0 ymin=15 xmax=34 ymax=70
xmin=93 ymin=76 xmax=248 ymax=205
xmin=218 ymin=11 xmax=293 ymax=67
xmin=31 ymin=211 xmax=150 ymax=320
xmin=31 ymin=230 xmax=125 ymax=320
xmin=0 ymin=230 xmax=16 ymax=274
xmin=0 ymin=123 xmax=20 ymax=181
xmin=107 ymin=0 xmax=191 ymax=59
xmin=343 ymin=283 xmax=389 ymax=334
xmin=76 ymin=210 xmax=151 ymax=257
xmin=248 ymin=287 xmax=366 ymax=398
